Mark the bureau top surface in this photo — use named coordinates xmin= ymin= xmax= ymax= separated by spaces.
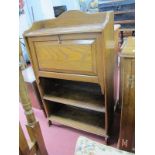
xmin=24 ymin=10 xmax=113 ymax=37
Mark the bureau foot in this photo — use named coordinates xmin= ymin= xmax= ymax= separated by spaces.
xmin=105 ymin=136 xmax=110 ymax=145
xmin=48 ymin=120 xmax=52 ymax=127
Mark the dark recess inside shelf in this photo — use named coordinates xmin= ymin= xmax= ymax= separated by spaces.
xmin=46 ymin=101 xmax=105 ymax=129
xmin=40 ymin=77 xmax=105 ymax=113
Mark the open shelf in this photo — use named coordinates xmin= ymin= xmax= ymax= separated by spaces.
xmin=48 ymin=104 xmax=106 ymax=137
xmin=42 ymin=78 xmax=105 ymax=113
xmin=41 ymin=78 xmax=106 ymax=136
xmin=43 ymin=89 xmax=105 ymax=113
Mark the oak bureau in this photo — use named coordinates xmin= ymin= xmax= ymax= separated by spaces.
xmin=24 ymin=10 xmax=115 ymax=143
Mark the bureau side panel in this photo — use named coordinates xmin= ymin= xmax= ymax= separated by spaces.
xmin=101 ymin=12 xmax=115 ymax=135
xmin=24 ymin=37 xmax=51 ymax=117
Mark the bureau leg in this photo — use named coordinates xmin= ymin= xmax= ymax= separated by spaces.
xmin=105 ymin=136 xmax=110 ymax=145
xmin=48 ymin=120 xmax=52 ymax=127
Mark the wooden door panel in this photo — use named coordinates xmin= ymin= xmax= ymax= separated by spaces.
xmin=34 ymin=40 xmax=97 ymax=75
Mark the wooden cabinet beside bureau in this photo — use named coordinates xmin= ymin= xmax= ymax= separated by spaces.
xmin=118 ymin=37 xmax=135 ymax=151
xmin=24 ymin=11 xmax=115 ymax=142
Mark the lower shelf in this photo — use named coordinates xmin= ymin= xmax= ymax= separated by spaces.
xmin=48 ymin=105 xmax=106 ymax=137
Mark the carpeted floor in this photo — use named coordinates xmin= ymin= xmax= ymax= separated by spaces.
xmin=19 ymin=103 xmax=120 ymax=155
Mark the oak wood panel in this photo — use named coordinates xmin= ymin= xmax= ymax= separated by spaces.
xmin=118 ymin=37 xmax=135 ymax=152
xmin=60 ymin=33 xmax=99 ymax=40
xmin=38 ymin=71 xmax=99 ymax=84
xmin=121 ymin=37 xmax=135 ymax=57
xmin=95 ymin=34 xmax=105 ymax=94
xmin=26 ymin=40 xmax=50 ymax=117
xmin=118 ymin=58 xmax=135 ymax=151
xmin=28 ymin=35 xmax=58 ymax=42
xmin=28 ymin=33 xmax=98 ymax=42
xmin=101 ymin=12 xmax=115 ymax=134
xmin=27 ymin=39 xmax=40 ymax=82
xmin=24 ymin=24 xmax=105 ymax=37
xmin=44 ymin=94 xmax=105 ymax=113
xmin=34 ymin=40 xmax=97 ymax=75
xmin=24 ymin=10 xmax=110 ymax=37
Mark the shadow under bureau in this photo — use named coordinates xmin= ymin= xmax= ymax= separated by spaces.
xmin=24 ymin=10 xmax=115 ymax=143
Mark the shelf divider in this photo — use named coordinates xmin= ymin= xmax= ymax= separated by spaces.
xmin=43 ymin=90 xmax=105 ymax=113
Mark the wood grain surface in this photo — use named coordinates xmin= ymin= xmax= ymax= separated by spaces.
xmin=34 ymin=40 xmax=97 ymax=74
